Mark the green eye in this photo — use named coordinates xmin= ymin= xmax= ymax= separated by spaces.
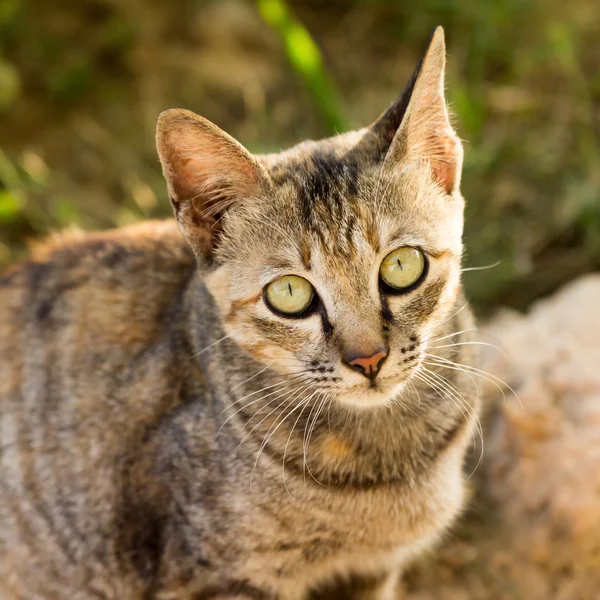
xmin=265 ymin=275 xmax=315 ymax=315
xmin=380 ymin=247 xmax=426 ymax=291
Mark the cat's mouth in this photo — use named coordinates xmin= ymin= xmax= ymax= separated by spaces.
xmin=337 ymin=376 xmax=408 ymax=408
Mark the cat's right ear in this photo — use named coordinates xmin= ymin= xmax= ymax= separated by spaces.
xmin=370 ymin=27 xmax=463 ymax=196
xmin=156 ymin=109 xmax=270 ymax=257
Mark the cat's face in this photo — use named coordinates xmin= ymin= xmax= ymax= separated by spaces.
xmin=204 ymin=139 xmax=463 ymax=407
xmin=157 ymin=28 xmax=465 ymax=407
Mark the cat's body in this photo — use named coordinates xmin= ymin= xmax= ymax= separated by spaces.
xmin=0 ymin=29 xmax=479 ymax=599
xmin=0 ymin=221 xmax=474 ymax=599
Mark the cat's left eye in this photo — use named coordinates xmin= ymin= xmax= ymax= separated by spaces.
xmin=380 ymin=247 xmax=426 ymax=292
xmin=264 ymin=275 xmax=315 ymax=316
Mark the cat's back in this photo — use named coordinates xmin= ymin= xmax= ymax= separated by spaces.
xmin=0 ymin=218 xmax=196 ymax=428
xmin=2 ymin=218 xmax=191 ymax=319
xmin=1 ymin=219 xmax=193 ymax=383
xmin=1 ymin=219 xmax=192 ymax=360
xmin=0 ymin=220 xmax=196 ymax=597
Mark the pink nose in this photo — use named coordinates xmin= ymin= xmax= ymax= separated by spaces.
xmin=344 ymin=348 xmax=389 ymax=381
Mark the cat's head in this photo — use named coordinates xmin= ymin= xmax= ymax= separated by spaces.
xmin=157 ymin=27 xmax=465 ymax=407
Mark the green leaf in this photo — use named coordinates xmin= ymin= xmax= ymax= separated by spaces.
xmin=0 ymin=189 xmax=20 ymax=222
xmin=257 ymin=0 xmax=347 ymax=133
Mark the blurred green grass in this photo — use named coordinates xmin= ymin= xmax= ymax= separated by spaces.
xmin=0 ymin=0 xmax=599 ymax=312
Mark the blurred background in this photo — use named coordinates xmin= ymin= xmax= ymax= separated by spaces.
xmin=2 ymin=3 xmax=600 ymax=597
xmin=0 ymin=0 xmax=599 ymax=314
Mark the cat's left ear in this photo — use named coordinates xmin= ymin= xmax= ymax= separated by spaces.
xmin=373 ymin=27 xmax=463 ymax=195
xmin=156 ymin=109 xmax=270 ymax=257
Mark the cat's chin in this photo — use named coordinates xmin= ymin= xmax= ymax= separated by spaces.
xmin=337 ymin=380 xmax=407 ymax=409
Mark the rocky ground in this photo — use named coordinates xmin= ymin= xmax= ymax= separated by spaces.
xmin=402 ymin=274 xmax=600 ymax=600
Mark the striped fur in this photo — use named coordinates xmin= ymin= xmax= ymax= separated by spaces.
xmin=0 ymin=28 xmax=478 ymax=599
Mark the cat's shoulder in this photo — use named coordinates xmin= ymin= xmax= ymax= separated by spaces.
xmin=0 ymin=219 xmax=195 ymax=336
xmin=1 ymin=219 xmax=193 ymax=286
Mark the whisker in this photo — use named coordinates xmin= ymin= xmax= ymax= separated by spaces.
xmin=189 ymin=333 xmax=232 ymax=359
xmin=250 ymin=386 xmax=316 ymax=489
xmin=301 ymin=392 xmax=322 ymax=476
xmin=414 ymin=369 xmax=483 ymax=469
xmin=217 ymin=376 xmax=311 ymax=437
xmin=415 ymin=369 xmax=483 ymax=475
xmin=326 ymin=393 xmax=335 ymax=430
xmin=421 ymin=366 xmax=485 ymax=477
xmin=429 ymin=341 xmax=507 ymax=359
xmin=229 ymin=365 xmax=270 ymax=393
xmin=282 ymin=391 xmax=319 ymax=498
xmin=419 ymin=301 xmax=472 ymax=346
xmin=393 ymin=394 xmax=420 ymax=418
xmin=220 ymin=372 xmax=309 ymax=414
xmin=424 ymin=327 xmax=507 ymax=352
xmin=425 ymin=357 xmax=507 ymax=405
xmin=423 ymin=355 xmax=522 ymax=408
xmin=421 ymin=327 xmax=477 ymax=346
xmin=414 ymin=371 xmax=459 ymax=422
xmin=303 ymin=393 xmax=329 ymax=487
xmin=235 ymin=382 xmax=313 ymax=452
xmin=461 ymin=260 xmax=501 ymax=272
xmin=425 ymin=353 xmax=482 ymax=400
xmin=407 ymin=380 xmax=422 ymax=408
xmin=421 ymin=367 xmax=482 ymax=438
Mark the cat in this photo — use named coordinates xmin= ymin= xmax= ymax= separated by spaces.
xmin=0 ymin=26 xmax=478 ymax=600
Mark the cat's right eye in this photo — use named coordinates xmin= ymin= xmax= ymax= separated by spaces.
xmin=379 ymin=247 xmax=426 ymax=292
xmin=264 ymin=275 xmax=315 ymax=316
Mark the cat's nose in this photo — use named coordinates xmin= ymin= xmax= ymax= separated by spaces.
xmin=343 ymin=347 xmax=389 ymax=381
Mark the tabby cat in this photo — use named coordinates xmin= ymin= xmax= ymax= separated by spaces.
xmin=0 ymin=27 xmax=478 ymax=600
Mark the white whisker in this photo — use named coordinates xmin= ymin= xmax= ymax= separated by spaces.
xmin=423 ymin=355 xmax=522 ymax=408
xmin=250 ymin=385 xmax=316 ymax=489
xmin=220 ymin=372 xmax=309 ymax=415
xmin=415 ymin=371 xmax=459 ymax=422
xmin=430 ymin=340 xmax=507 ymax=359
xmin=303 ymin=393 xmax=329 ymax=487
xmin=282 ymin=391 xmax=319 ymax=498
xmin=421 ymin=366 xmax=484 ymax=477
xmin=422 ymin=327 xmax=477 ymax=345
xmin=416 ymin=368 xmax=483 ymax=475
xmin=407 ymin=380 xmax=422 ymax=408
xmin=461 ymin=260 xmax=501 ymax=272
xmin=236 ymin=382 xmax=313 ymax=452
xmin=229 ymin=365 xmax=270 ymax=393
xmin=216 ymin=375 xmax=311 ymax=437
xmin=189 ymin=333 xmax=232 ymax=359
xmin=421 ymin=368 xmax=482 ymax=436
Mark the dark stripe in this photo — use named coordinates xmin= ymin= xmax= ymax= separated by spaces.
xmin=402 ymin=276 xmax=446 ymax=323
xmin=250 ymin=408 xmax=470 ymax=491
xmin=194 ymin=580 xmax=276 ymax=600
xmin=314 ymin=302 xmax=333 ymax=338
xmin=380 ymin=296 xmax=394 ymax=324
xmin=310 ymin=571 xmax=388 ymax=600
xmin=252 ymin=432 xmax=405 ymax=491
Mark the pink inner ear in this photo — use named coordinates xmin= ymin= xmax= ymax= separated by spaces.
xmin=180 ymin=146 xmax=259 ymax=217
xmin=431 ymin=134 xmax=459 ymax=194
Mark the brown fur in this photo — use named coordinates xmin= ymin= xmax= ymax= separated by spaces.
xmin=0 ymin=28 xmax=479 ymax=599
